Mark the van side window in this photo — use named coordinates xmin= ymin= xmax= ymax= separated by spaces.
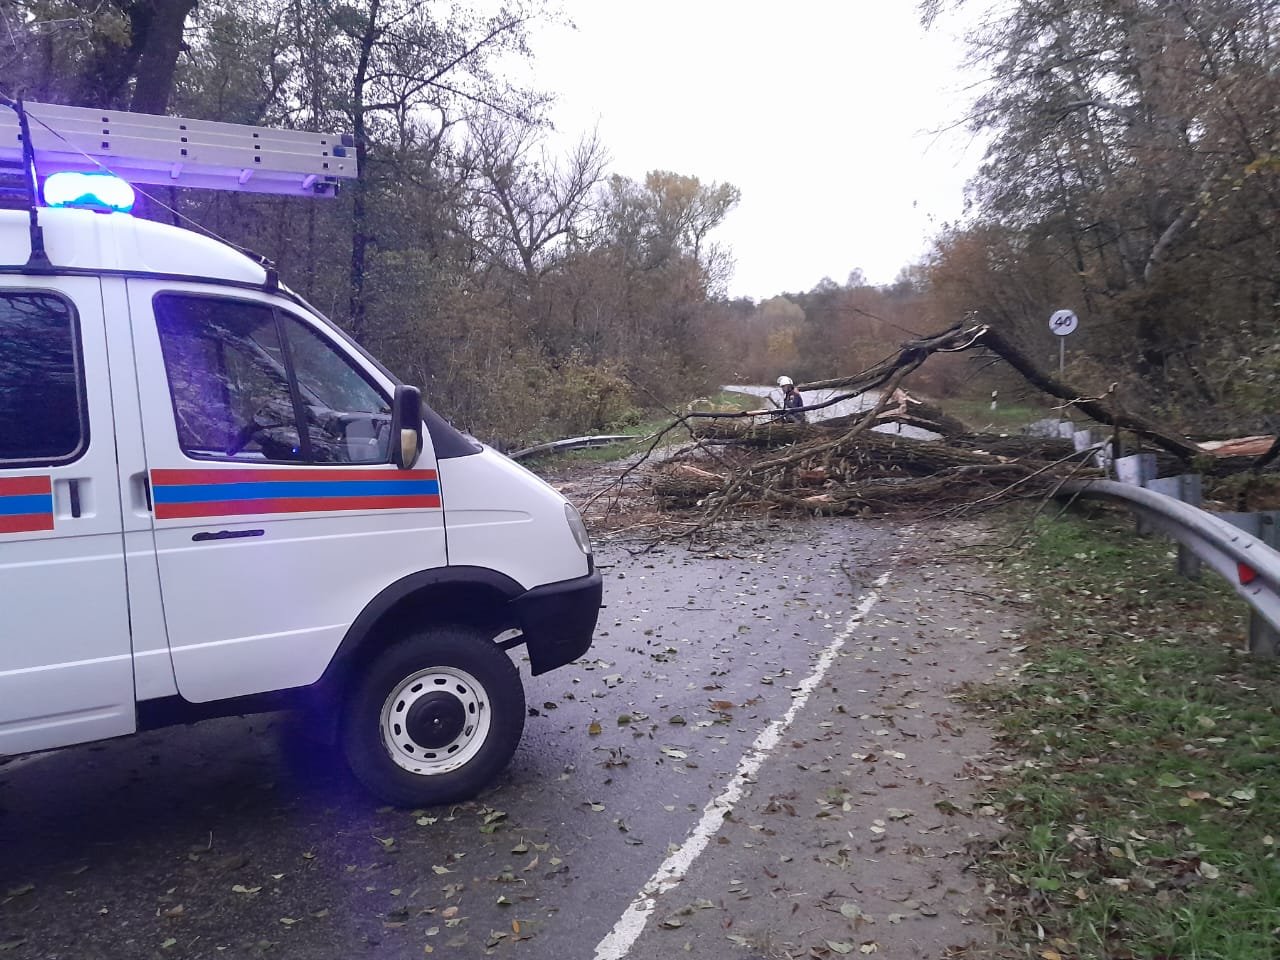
xmin=154 ymin=294 xmax=392 ymax=464
xmin=155 ymin=295 xmax=303 ymax=461
xmin=279 ymin=314 xmax=392 ymax=464
xmin=0 ymin=292 xmax=86 ymax=465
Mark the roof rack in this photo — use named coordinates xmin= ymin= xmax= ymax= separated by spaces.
xmin=0 ymin=99 xmax=357 ymax=198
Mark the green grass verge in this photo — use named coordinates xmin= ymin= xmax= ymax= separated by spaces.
xmin=942 ymin=397 xmax=1055 ymax=433
xmin=698 ymin=389 xmax=766 ymax=413
xmin=973 ymin=505 xmax=1280 ymax=960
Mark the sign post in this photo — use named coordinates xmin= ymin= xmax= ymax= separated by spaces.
xmin=1049 ymin=309 xmax=1078 ymax=377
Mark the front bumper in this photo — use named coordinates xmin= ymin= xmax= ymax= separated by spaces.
xmin=510 ymin=570 xmax=603 ymax=675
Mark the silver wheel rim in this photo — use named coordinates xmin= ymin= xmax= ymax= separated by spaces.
xmin=379 ymin=665 xmax=491 ymax=776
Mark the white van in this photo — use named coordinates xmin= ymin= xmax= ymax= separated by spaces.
xmin=0 ymin=99 xmax=601 ymax=806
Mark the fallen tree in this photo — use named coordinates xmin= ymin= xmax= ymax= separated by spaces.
xmin=652 ymin=416 xmax=1099 ymax=520
xmin=793 ymin=321 xmax=1209 ymax=462
xmin=971 ymin=326 xmax=1204 ymax=461
xmin=579 ymin=319 xmax=1277 ymax=537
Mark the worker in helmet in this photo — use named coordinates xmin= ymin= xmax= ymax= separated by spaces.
xmin=776 ymin=375 xmax=806 ymax=424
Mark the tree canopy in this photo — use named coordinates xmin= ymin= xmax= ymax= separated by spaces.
xmin=920 ymin=0 xmax=1280 ymax=432
xmin=4 ymin=0 xmax=1274 ymax=441
xmin=1 ymin=0 xmax=742 ymax=444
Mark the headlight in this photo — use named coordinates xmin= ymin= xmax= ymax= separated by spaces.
xmin=564 ymin=502 xmax=592 ymax=559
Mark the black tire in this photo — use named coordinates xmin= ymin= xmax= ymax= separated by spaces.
xmin=340 ymin=626 xmax=525 ymax=807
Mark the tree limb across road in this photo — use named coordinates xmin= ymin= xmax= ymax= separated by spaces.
xmin=575 ymin=320 xmax=1273 ymax=541
xmin=972 ymin=325 xmax=1204 ymax=461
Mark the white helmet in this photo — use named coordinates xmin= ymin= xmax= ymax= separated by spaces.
xmin=776 ymin=375 xmax=794 ymax=387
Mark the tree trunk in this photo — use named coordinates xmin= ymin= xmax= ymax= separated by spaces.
xmin=976 ymin=325 xmax=1203 ymax=462
xmin=348 ymin=133 xmax=369 ymax=336
xmin=347 ymin=0 xmax=381 ymax=338
xmin=75 ymin=0 xmax=196 ymax=112
xmin=129 ymin=0 xmax=198 ymax=115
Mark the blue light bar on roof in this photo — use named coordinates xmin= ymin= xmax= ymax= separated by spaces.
xmin=42 ymin=170 xmax=136 ymax=213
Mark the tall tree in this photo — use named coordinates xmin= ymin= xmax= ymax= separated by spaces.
xmin=468 ymin=113 xmax=608 ymax=285
xmin=921 ymin=0 xmax=1280 ymax=425
xmin=301 ymin=0 xmax=547 ymax=336
xmin=3 ymin=0 xmax=197 ymax=111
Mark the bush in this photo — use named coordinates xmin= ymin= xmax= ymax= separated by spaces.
xmin=540 ymin=354 xmax=636 ymax=437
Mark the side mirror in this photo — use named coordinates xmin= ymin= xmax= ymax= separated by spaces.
xmin=391 ymin=384 xmax=423 ymax=469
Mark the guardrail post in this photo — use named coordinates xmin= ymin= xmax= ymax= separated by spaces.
xmin=1215 ymin=511 xmax=1280 ymax=656
xmin=1248 ymin=512 xmax=1280 ymax=656
xmin=1093 ymin=434 xmax=1115 ymax=472
xmin=1144 ymin=475 xmax=1203 ymax=579
xmin=1114 ymin=454 xmax=1157 ymax=533
xmin=1179 ymin=475 xmax=1204 ymax=581
xmin=1248 ymin=614 xmax=1280 ymax=657
xmin=1258 ymin=511 xmax=1279 ymax=551
xmin=1071 ymin=428 xmax=1112 ymax=471
xmin=1217 ymin=510 xmax=1261 ymax=536
xmin=1114 ymin=453 xmax=1156 ymax=485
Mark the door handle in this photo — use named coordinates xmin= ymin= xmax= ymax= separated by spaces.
xmin=129 ymin=472 xmax=152 ymax=515
xmin=192 ymin=529 xmax=265 ymax=543
xmin=52 ymin=477 xmax=90 ymax=518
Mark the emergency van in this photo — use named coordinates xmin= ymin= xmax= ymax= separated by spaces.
xmin=0 ymin=98 xmax=601 ymax=806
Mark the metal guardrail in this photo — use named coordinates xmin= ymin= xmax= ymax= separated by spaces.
xmin=1062 ymin=477 xmax=1280 ymax=653
xmin=509 ymin=435 xmax=635 ymax=461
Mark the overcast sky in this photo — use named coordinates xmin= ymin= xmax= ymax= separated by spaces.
xmin=519 ymin=2 xmax=989 ymax=301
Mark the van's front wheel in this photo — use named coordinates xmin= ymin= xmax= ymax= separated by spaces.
xmin=341 ymin=627 xmax=525 ymax=807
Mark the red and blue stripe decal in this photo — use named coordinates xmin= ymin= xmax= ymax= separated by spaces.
xmin=150 ymin=468 xmax=440 ymax=520
xmin=0 ymin=476 xmax=55 ymax=534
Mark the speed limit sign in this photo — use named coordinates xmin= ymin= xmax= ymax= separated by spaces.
xmin=1049 ymin=309 xmax=1078 ymax=336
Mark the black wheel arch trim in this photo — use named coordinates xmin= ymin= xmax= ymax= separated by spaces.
xmin=321 ymin=566 xmax=526 ymax=687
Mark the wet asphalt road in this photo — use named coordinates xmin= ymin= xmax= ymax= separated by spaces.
xmin=0 ymin=517 xmax=1006 ymax=960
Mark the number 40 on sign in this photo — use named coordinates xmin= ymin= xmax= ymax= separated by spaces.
xmin=1049 ymin=309 xmax=1078 ymax=336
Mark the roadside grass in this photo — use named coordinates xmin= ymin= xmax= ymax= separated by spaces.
xmin=941 ymin=397 xmax=1056 ymax=433
xmin=971 ymin=504 xmax=1280 ymax=960
xmin=696 ymin=389 xmax=766 ymax=413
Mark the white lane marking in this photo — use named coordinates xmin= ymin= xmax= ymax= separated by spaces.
xmin=593 ymin=569 xmax=894 ymax=960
